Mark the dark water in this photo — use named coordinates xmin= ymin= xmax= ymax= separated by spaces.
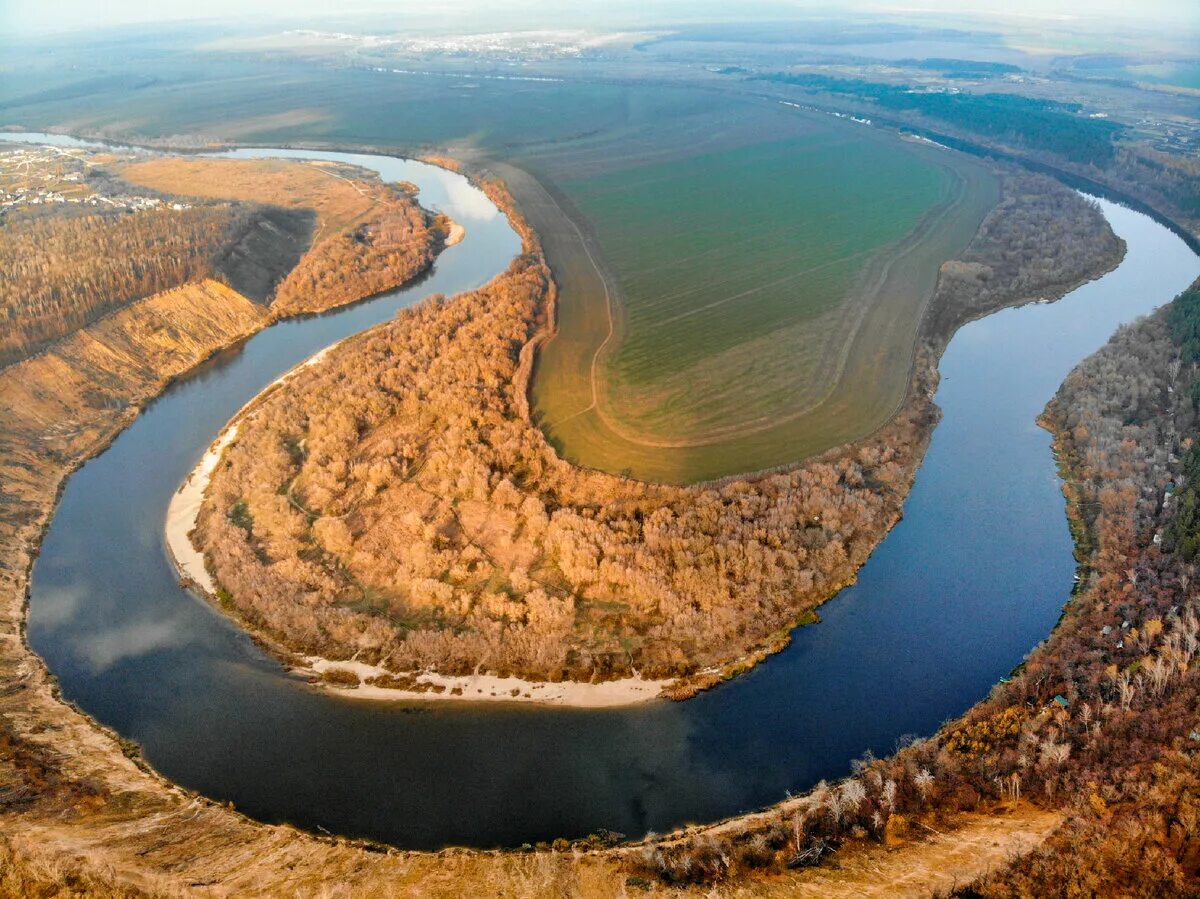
xmin=11 ymin=134 xmax=1200 ymax=849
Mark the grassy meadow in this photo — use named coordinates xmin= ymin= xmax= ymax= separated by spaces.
xmin=573 ymin=134 xmax=954 ymax=420
xmin=527 ymin=115 xmax=998 ymax=482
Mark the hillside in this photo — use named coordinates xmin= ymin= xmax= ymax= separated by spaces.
xmin=0 ymin=146 xmax=313 ymax=367
xmin=121 ymin=156 xmax=444 ymax=316
xmin=0 ymin=280 xmax=269 ymax=627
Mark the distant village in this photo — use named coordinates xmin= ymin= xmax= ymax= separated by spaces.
xmin=0 ymin=144 xmax=190 ymax=215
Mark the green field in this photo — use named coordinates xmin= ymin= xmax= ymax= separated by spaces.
xmin=0 ymin=48 xmax=687 ymax=154
xmin=527 ymin=113 xmax=998 ymax=483
xmin=574 ymin=134 xmax=957 ymax=425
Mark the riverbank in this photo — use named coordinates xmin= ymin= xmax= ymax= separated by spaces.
xmin=165 ymin=335 xmax=346 ymax=594
xmin=304 ymin=655 xmax=667 ymax=706
xmin=166 ymin=425 xmax=238 ymax=595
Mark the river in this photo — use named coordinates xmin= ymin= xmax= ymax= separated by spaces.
xmin=9 ymin=133 xmax=1200 ymax=849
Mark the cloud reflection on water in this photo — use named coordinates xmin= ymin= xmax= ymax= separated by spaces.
xmin=75 ymin=615 xmax=189 ymax=673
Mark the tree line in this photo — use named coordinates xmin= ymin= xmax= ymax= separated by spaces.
xmin=270 ymin=196 xmax=439 ymax=317
xmin=0 ymin=204 xmax=248 ymax=367
xmin=923 ymin=171 xmax=1126 ymax=343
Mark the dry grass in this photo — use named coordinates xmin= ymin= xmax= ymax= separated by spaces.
xmin=0 ymin=794 xmax=1060 ymax=898
xmin=749 ymin=805 xmax=1060 ymax=898
xmin=0 ymin=280 xmax=265 ymax=454
xmin=120 ymin=157 xmax=383 ymax=240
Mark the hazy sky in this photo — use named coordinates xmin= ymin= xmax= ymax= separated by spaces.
xmin=4 ymin=0 xmax=1197 ymax=36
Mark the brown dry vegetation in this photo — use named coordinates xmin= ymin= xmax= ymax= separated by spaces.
xmin=195 ymin=179 xmax=926 ymax=688
xmin=0 ymin=151 xmax=442 ymax=541
xmin=121 ymin=157 xmax=440 ymax=316
xmin=271 ymin=199 xmax=437 ymax=316
xmin=0 ymin=558 xmax=1061 ymax=898
xmin=0 ymin=151 xmax=445 ymax=709
xmin=193 ymin=170 xmax=1123 ymax=692
xmin=0 ymin=707 xmax=1061 ymax=899
xmin=0 ymin=150 xmax=443 ymax=623
xmin=924 ymin=172 xmax=1126 ymax=338
xmin=0 ymin=206 xmax=248 ymax=366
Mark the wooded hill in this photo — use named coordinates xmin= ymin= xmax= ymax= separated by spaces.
xmin=120 ymin=156 xmax=441 ymax=318
xmin=0 ymin=203 xmax=310 ymax=367
xmin=2 ymin=151 xmax=442 ymax=369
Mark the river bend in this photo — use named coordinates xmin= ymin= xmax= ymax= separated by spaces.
xmin=10 ymin=133 xmax=1200 ymax=849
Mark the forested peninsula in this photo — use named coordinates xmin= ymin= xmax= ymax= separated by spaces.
xmin=188 ymin=167 xmax=1125 ymax=699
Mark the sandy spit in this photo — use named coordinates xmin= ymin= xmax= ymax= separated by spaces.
xmin=444 ymin=221 xmax=466 ymax=246
xmin=165 ymin=424 xmax=239 ymax=594
xmin=302 ymin=657 xmax=669 ymax=708
xmin=164 ymin=340 xmax=340 ymax=591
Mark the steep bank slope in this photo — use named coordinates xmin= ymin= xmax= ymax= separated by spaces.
xmin=120 ymin=156 xmax=443 ymax=317
xmin=0 ymin=279 xmax=268 ymax=591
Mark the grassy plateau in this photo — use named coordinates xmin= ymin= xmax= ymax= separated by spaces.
xmin=524 ymin=110 xmax=998 ymax=482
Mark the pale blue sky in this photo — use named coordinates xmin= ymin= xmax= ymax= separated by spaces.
xmin=3 ymin=0 xmax=1197 ymax=36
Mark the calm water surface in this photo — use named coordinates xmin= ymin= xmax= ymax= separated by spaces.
xmin=11 ymin=134 xmax=1200 ymax=848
